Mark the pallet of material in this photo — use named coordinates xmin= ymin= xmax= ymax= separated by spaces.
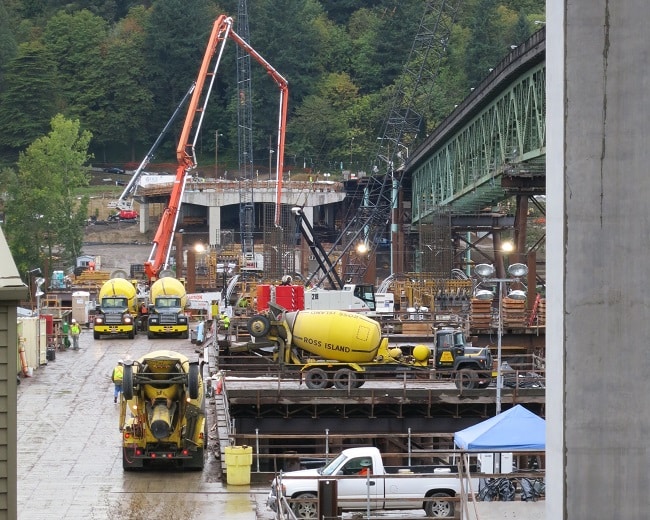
xmin=71 ymin=270 xmax=111 ymax=288
xmin=470 ymin=298 xmax=493 ymax=328
xmin=400 ymin=322 xmax=434 ymax=335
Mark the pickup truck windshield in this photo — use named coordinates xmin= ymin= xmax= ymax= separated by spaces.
xmin=319 ymin=453 xmax=348 ymax=476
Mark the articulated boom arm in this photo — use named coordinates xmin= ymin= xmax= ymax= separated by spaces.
xmin=227 ymin=30 xmax=289 ymax=227
xmin=114 ymin=84 xmax=195 ymax=212
xmin=144 ymin=15 xmax=289 ymax=280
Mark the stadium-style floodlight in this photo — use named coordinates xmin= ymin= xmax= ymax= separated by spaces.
xmin=474 ymin=263 xmax=495 ymax=278
xmin=473 ymin=263 xmax=529 ymax=415
xmin=507 ymin=263 xmax=528 ymax=278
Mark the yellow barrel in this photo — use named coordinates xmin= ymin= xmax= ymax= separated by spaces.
xmin=225 ymin=445 xmax=253 ymax=485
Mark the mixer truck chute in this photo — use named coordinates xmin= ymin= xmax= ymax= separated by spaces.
xmin=147 ymin=277 xmax=189 ymax=339
xmin=93 ymin=278 xmax=138 ymax=340
xmin=119 ymin=350 xmax=206 ymax=470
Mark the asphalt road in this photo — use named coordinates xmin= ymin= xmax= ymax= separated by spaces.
xmin=17 ymin=329 xmax=272 ymax=520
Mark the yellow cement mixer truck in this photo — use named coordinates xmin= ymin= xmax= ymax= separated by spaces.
xmin=119 ymin=350 xmax=206 ymax=470
xmin=93 ymin=278 xmax=138 ymax=339
xmin=246 ymin=305 xmax=431 ymax=389
xmin=147 ymin=277 xmax=190 ymax=339
xmin=245 ymin=304 xmax=493 ymax=390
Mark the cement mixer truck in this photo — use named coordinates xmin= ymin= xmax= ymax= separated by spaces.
xmin=246 ymin=304 xmax=493 ymax=390
xmin=119 ymin=350 xmax=206 ymax=470
xmin=147 ymin=277 xmax=190 ymax=339
xmin=93 ymin=278 xmax=138 ymax=340
xmin=246 ymin=305 xmax=430 ymax=389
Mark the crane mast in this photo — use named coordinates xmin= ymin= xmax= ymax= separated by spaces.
xmin=144 ymin=15 xmax=288 ymax=282
xmin=236 ymin=0 xmax=257 ymax=272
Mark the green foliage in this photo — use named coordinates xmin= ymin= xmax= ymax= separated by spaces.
xmin=4 ymin=115 xmax=92 ymax=274
xmin=144 ymin=0 xmax=216 ymax=133
xmin=89 ymin=7 xmax=154 ymax=160
xmin=0 ymin=1 xmax=18 ymax=69
xmin=0 ymin=41 xmax=59 ymax=153
xmin=0 ymin=0 xmax=545 ymax=172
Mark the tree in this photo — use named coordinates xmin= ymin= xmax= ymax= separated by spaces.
xmin=0 ymin=42 xmax=59 ymax=154
xmin=4 ymin=115 xmax=92 ymax=274
xmin=143 ymin=0 xmax=216 ymax=134
xmin=464 ymin=0 xmax=503 ymax=87
xmin=88 ymin=6 xmax=154 ymax=162
xmin=43 ymin=10 xmax=109 ymax=130
xmin=0 ymin=1 xmax=18 ymax=74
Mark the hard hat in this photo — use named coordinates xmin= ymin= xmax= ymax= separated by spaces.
xmin=71 ymin=319 xmax=76 ymax=323
xmin=118 ymin=359 xmax=124 ymax=364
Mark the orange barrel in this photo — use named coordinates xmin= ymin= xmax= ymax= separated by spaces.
xmin=276 ymin=285 xmax=304 ymax=311
xmin=256 ymin=285 xmax=271 ymax=311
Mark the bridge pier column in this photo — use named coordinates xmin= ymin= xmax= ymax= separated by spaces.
xmin=139 ymin=201 xmax=150 ymax=234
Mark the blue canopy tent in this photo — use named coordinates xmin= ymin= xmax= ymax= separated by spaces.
xmin=454 ymin=405 xmax=545 ymax=451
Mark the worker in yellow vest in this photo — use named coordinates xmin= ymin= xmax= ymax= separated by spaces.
xmin=111 ymin=360 xmax=124 ymax=403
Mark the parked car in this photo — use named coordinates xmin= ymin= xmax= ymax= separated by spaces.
xmin=103 ymin=167 xmax=126 ymax=174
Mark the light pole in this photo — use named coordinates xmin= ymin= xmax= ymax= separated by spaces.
xmin=215 ymin=131 xmax=223 ymax=177
xmin=350 ymin=137 xmax=354 ymax=170
xmin=269 ymin=148 xmax=275 ymax=179
xmin=473 ymin=262 xmax=528 ymax=415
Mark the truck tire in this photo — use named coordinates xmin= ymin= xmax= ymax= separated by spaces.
xmin=188 ymin=364 xmax=200 ymax=399
xmin=290 ymin=492 xmax=318 ymax=519
xmin=333 ymin=368 xmax=360 ymax=389
xmin=425 ymin=492 xmax=454 ymax=518
xmin=455 ymin=368 xmax=477 ymax=390
xmin=305 ymin=368 xmax=329 ymax=390
xmin=122 ymin=365 xmax=134 ymax=400
xmin=93 ymin=331 xmax=100 ymax=340
xmin=128 ymin=330 xmax=135 ymax=339
xmin=247 ymin=315 xmax=271 ymax=338
xmin=186 ymin=447 xmax=204 ymax=470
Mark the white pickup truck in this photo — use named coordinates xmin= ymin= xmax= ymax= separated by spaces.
xmin=267 ymin=446 xmax=477 ymax=518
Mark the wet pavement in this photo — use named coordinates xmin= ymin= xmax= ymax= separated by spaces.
xmin=17 ymin=329 xmax=272 ymax=520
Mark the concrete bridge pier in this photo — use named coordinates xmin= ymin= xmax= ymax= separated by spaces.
xmin=547 ymin=1 xmax=650 ymax=519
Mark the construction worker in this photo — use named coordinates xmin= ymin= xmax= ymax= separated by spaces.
xmin=61 ymin=319 xmax=71 ymax=349
xmin=138 ymin=301 xmax=148 ymax=331
xmin=70 ymin=319 xmax=81 ymax=350
xmin=220 ymin=313 xmax=230 ymax=331
xmin=357 ymin=459 xmax=372 ymax=476
xmin=111 ymin=360 xmax=124 ymax=403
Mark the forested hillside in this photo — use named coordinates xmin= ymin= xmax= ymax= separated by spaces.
xmin=0 ymin=0 xmax=544 ymax=173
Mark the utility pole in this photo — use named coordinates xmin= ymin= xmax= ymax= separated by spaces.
xmin=269 ymin=134 xmax=274 ymax=178
xmin=215 ymin=130 xmax=223 ymax=177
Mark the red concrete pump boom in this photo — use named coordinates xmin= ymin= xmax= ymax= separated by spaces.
xmin=144 ymin=15 xmax=289 ymax=281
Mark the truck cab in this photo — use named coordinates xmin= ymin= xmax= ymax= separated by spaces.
xmin=93 ymin=279 xmax=138 ymax=340
xmin=433 ymin=328 xmax=493 ymax=389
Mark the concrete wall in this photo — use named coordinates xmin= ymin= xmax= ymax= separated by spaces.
xmin=547 ymin=1 xmax=650 ymax=518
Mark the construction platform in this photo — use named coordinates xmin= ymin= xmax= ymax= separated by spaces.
xmin=206 ymin=336 xmax=545 ymax=478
